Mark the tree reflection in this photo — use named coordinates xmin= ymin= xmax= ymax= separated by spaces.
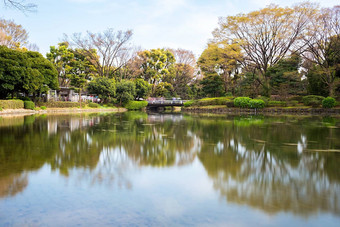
xmin=0 ymin=113 xmax=339 ymax=217
xmin=197 ymin=115 xmax=340 ymax=216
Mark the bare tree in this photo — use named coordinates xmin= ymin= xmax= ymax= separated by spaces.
xmin=2 ymin=0 xmax=37 ymax=12
xmin=66 ymin=29 xmax=133 ymax=78
xmin=0 ymin=18 xmax=28 ymax=48
xmin=302 ymin=5 xmax=340 ymax=96
xmin=214 ymin=3 xmax=317 ymax=94
xmin=169 ymin=48 xmax=196 ymax=68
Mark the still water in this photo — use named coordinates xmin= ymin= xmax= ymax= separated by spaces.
xmin=0 ymin=112 xmax=339 ymax=226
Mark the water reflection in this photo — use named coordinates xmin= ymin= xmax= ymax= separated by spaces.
xmin=0 ymin=113 xmax=339 ymax=218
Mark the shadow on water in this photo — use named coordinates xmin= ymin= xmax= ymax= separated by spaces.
xmin=0 ymin=112 xmax=339 ymax=217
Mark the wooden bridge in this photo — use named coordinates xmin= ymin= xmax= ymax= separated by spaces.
xmin=147 ymin=99 xmax=183 ymax=111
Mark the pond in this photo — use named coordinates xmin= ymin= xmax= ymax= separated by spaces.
xmin=0 ymin=112 xmax=339 ymax=226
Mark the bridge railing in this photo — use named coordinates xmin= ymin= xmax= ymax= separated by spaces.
xmin=147 ymin=100 xmax=183 ymax=105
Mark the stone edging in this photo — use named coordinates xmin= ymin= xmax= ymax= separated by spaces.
xmin=182 ymin=107 xmax=340 ymax=115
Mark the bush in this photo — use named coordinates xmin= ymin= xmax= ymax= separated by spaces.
xmin=234 ymin=97 xmax=251 ymax=108
xmin=249 ymin=99 xmax=265 ymax=109
xmin=257 ymin=96 xmax=269 ymax=105
xmin=322 ymin=97 xmax=336 ymax=108
xmin=40 ymin=106 xmax=47 ymax=110
xmin=183 ymin=100 xmax=194 ymax=107
xmin=0 ymin=100 xmax=24 ymax=109
xmin=0 ymin=107 xmax=2 ymax=111
xmin=302 ymin=95 xmax=325 ymax=107
xmin=288 ymin=100 xmax=299 ymax=106
xmin=24 ymin=101 xmax=35 ymax=110
xmin=268 ymin=101 xmax=287 ymax=107
xmin=124 ymin=101 xmax=148 ymax=110
xmin=88 ymin=102 xmax=100 ymax=108
xmin=197 ymin=97 xmax=232 ymax=106
xmin=37 ymin=101 xmax=81 ymax=108
xmin=34 ymin=107 xmax=41 ymax=111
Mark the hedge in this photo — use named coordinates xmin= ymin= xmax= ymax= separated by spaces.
xmin=322 ymin=97 xmax=336 ymax=108
xmin=234 ymin=97 xmax=251 ymax=108
xmin=124 ymin=101 xmax=148 ymax=110
xmin=88 ymin=102 xmax=100 ymax=108
xmin=37 ymin=101 xmax=81 ymax=108
xmin=24 ymin=101 xmax=35 ymax=110
xmin=302 ymin=95 xmax=325 ymax=107
xmin=0 ymin=100 xmax=24 ymax=109
xmin=268 ymin=101 xmax=287 ymax=107
xmin=183 ymin=100 xmax=195 ymax=107
xmin=249 ymin=99 xmax=265 ymax=109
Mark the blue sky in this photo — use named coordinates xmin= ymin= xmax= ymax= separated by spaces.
xmin=1 ymin=0 xmax=338 ymax=57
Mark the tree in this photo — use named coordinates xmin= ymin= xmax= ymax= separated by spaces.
xmin=23 ymin=51 xmax=58 ymax=98
xmin=67 ymin=29 xmax=133 ymax=78
xmin=2 ymin=0 xmax=37 ymax=12
xmin=0 ymin=46 xmax=58 ymax=99
xmin=0 ymin=45 xmax=26 ymax=98
xmin=214 ymin=3 xmax=317 ymax=95
xmin=0 ymin=18 xmax=29 ymax=49
xmin=154 ymin=82 xmax=175 ymax=98
xmin=136 ymin=49 xmax=176 ymax=92
xmin=116 ymin=80 xmax=135 ymax=105
xmin=46 ymin=42 xmax=75 ymax=87
xmin=87 ymin=77 xmax=115 ymax=103
xmin=200 ymin=75 xmax=225 ymax=97
xmin=266 ymin=54 xmax=304 ymax=97
xmin=69 ymin=49 xmax=97 ymax=105
xmin=134 ymin=78 xmax=151 ymax=100
xmin=302 ymin=6 xmax=340 ymax=96
xmin=198 ymin=41 xmax=242 ymax=95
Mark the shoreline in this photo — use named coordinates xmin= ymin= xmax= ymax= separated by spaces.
xmin=181 ymin=106 xmax=340 ymax=115
xmin=0 ymin=107 xmax=126 ymax=117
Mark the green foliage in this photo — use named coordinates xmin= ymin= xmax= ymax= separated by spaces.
xmin=134 ymin=78 xmax=151 ymax=100
xmin=154 ymin=82 xmax=175 ymax=98
xmin=138 ymin=49 xmax=176 ymax=85
xmin=0 ymin=46 xmax=58 ymax=99
xmin=38 ymin=101 xmax=80 ymax=108
xmin=88 ymin=102 xmax=100 ymax=108
xmin=124 ymin=101 xmax=148 ymax=110
xmin=87 ymin=77 xmax=115 ymax=103
xmin=249 ymin=99 xmax=265 ymax=109
xmin=40 ymin=106 xmax=47 ymax=110
xmin=234 ymin=97 xmax=251 ymax=108
xmin=0 ymin=107 xmax=2 ymax=111
xmin=268 ymin=101 xmax=287 ymax=107
xmin=302 ymin=95 xmax=325 ymax=107
xmin=116 ymin=80 xmax=136 ymax=105
xmin=200 ymin=75 xmax=225 ymax=97
xmin=0 ymin=100 xmax=24 ymax=109
xmin=322 ymin=97 xmax=336 ymax=108
xmin=183 ymin=100 xmax=194 ymax=107
xmin=24 ymin=101 xmax=35 ymax=110
xmin=306 ymin=66 xmax=329 ymax=97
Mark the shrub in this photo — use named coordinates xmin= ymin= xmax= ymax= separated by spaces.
xmin=124 ymin=101 xmax=148 ymax=110
xmin=40 ymin=106 xmax=47 ymax=110
xmin=322 ymin=97 xmax=336 ymax=108
xmin=37 ymin=101 xmax=80 ymax=108
xmin=302 ymin=95 xmax=325 ymax=107
xmin=249 ymin=99 xmax=265 ymax=109
xmin=183 ymin=100 xmax=194 ymax=107
xmin=88 ymin=102 xmax=100 ymax=108
xmin=0 ymin=100 xmax=24 ymax=109
xmin=0 ymin=107 xmax=2 ymax=111
xmin=234 ymin=97 xmax=251 ymax=108
xmin=34 ymin=107 xmax=41 ymax=111
xmin=268 ymin=101 xmax=287 ymax=107
xmin=197 ymin=97 xmax=232 ymax=106
xmin=257 ymin=96 xmax=269 ymax=106
xmin=24 ymin=101 xmax=35 ymax=110
xmin=287 ymin=100 xmax=299 ymax=106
